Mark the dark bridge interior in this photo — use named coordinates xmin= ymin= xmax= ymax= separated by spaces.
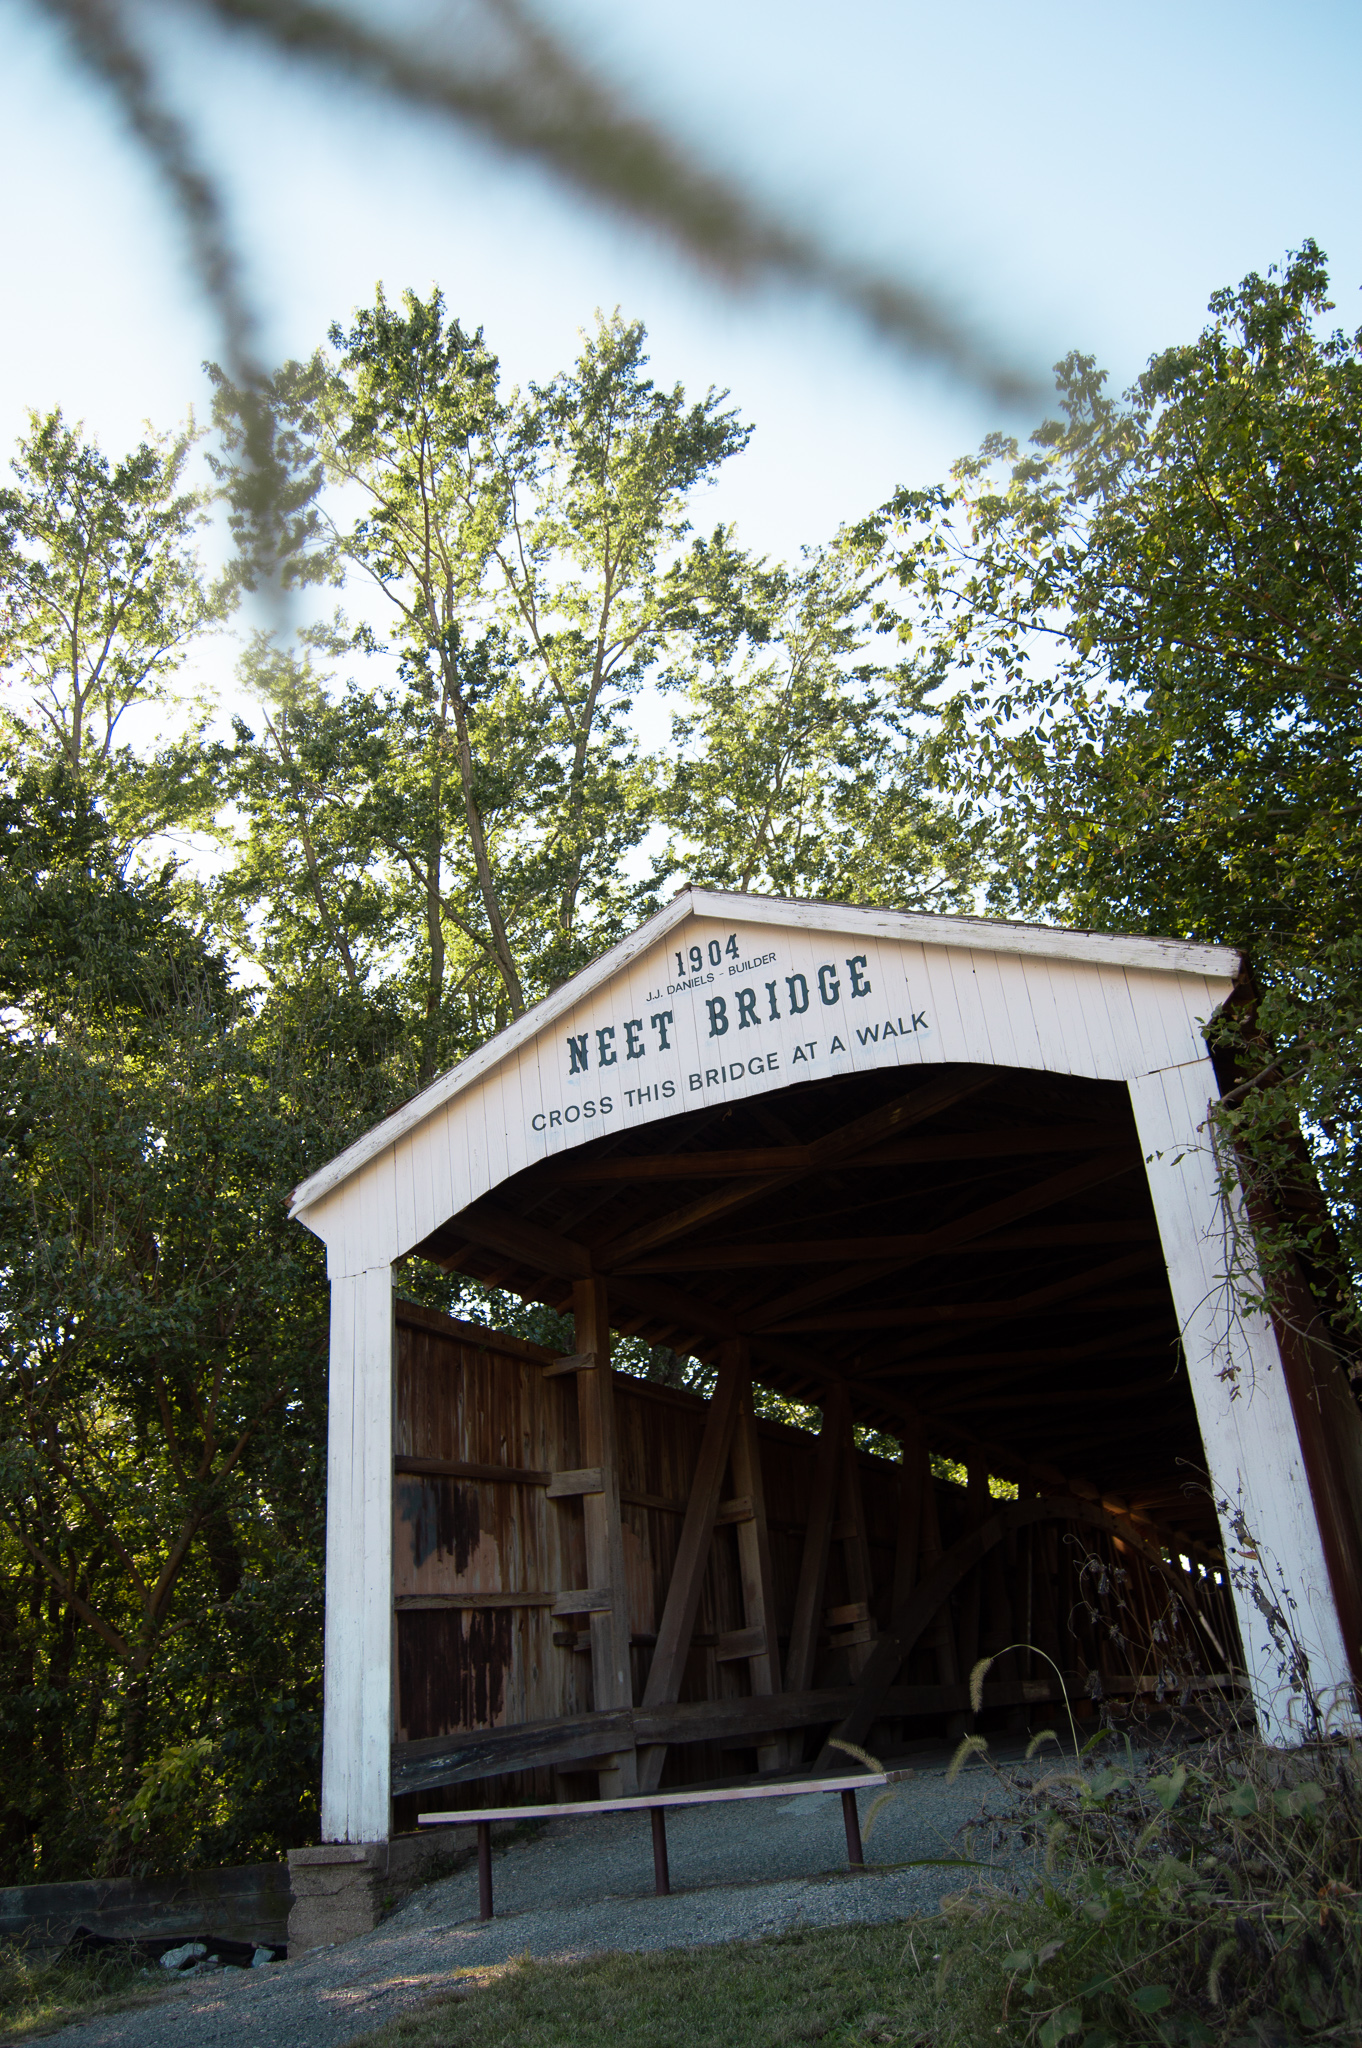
xmin=412 ymin=1061 xmax=1217 ymax=1549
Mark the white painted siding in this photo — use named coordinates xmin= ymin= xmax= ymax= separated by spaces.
xmin=320 ymin=1267 xmax=395 ymax=1842
xmin=1130 ymin=1064 xmax=1359 ymax=1740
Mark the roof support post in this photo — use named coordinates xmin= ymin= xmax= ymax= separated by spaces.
xmin=636 ymin=1348 xmax=746 ymax=1792
xmin=573 ymin=1278 xmax=639 ymax=1795
xmin=727 ymin=1348 xmax=785 ymax=1771
xmin=1129 ymin=1063 xmax=1360 ymax=1741
xmin=784 ymin=1384 xmax=849 ymax=1697
xmin=321 ymin=1264 xmax=395 ymax=1843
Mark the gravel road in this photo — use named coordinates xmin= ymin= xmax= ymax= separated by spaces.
xmin=44 ymin=1749 xmax=1037 ymax=2048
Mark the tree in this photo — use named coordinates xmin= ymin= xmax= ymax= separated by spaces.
xmin=0 ymin=761 xmax=403 ymax=1877
xmin=659 ymin=529 xmax=977 ymax=908
xmin=213 ymin=295 xmax=749 ymax=1080
xmin=875 ymin=241 xmax=1362 ymax=1349
xmin=0 ymin=411 xmax=222 ymax=838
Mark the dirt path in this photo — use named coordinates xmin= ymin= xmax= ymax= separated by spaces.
xmin=43 ymin=1754 xmax=1028 ymax=2048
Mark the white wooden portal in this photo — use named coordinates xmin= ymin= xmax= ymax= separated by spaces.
xmin=292 ymin=889 xmax=1359 ymax=1843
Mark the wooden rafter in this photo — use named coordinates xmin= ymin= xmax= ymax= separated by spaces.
xmin=593 ymin=1071 xmax=995 ymax=1267
xmin=546 ymin=1123 xmax=1127 ymax=1182
xmin=614 ymin=1220 xmax=1159 ymax=1273
xmin=744 ymin=1151 xmax=1140 ymax=1330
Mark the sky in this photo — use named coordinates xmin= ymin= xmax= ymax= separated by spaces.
xmin=2 ymin=0 xmax=1361 ymax=690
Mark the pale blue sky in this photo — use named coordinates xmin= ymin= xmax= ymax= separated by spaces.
xmin=3 ymin=0 xmax=1360 ymax=566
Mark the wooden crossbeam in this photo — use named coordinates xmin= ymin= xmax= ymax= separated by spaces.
xmin=615 ymin=1221 xmax=1158 ymax=1273
xmin=930 ymin=1374 xmax=1180 ymax=1413
xmin=859 ymin=1319 xmax=1179 ymax=1381
xmin=594 ymin=1072 xmax=994 ymax=1268
xmin=745 ymin=1151 xmax=1139 ymax=1329
xmin=454 ymin=1205 xmax=592 ymax=1279
xmin=728 ymin=1361 xmax=784 ymax=1770
xmin=783 ymin=1386 xmax=848 ymax=1696
xmin=548 ymin=1123 xmax=1124 ymax=1183
xmin=816 ymin=1494 xmax=1223 ymax=1768
xmin=573 ymin=1278 xmax=637 ymax=1796
xmin=636 ymin=1349 xmax=746 ymax=1793
xmin=770 ymin=1291 xmax=1168 ymax=1334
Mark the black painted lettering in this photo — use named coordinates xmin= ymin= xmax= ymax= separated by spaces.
xmin=767 ymin=1052 xmax=780 ymax=1070
xmin=663 ymin=1079 xmax=677 ymax=1098
xmin=846 ymin=954 xmax=872 ymax=998
xmin=689 ymin=1073 xmax=702 ymax=1091
xmin=706 ymin=1068 xmax=720 ymax=1086
xmin=912 ymin=1011 xmax=929 ymax=1032
xmin=596 ymin=1026 xmax=618 ymax=1066
xmin=765 ymin=979 xmax=780 ymax=1021
xmin=650 ymin=1009 xmax=674 ymax=1050
xmin=856 ymin=1025 xmax=879 ymax=1045
xmin=786 ymin=973 xmax=810 ymax=1015
xmin=624 ymin=1018 xmax=645 ymax=1060
xmin=601 ymin=1097 xmax=614 ymax=1113
xmin=818 ymin=963 xmax=840 ymax=1005
xmin=706 ymin=995 xmax=730 ymax=1038
xmin=532 ymin=1112 xmax=547 ymax=1131
xmin=748 ymin=1055 xmax=765 ymax=1073
xmin=549 ymin=1109 xmax=563 ymax=1127
xmin=584 ymin=1101 xmax=597 ymax=1117
xmin=567 ymin=1032 xmax=589 ymax=1074
xmin=830 ymin=1035 xmax=846 ymax=1053
xmin=565 ymin=1102 xmax=581 ymax=1122
xmin=736 ymin=987 xmax=759 ymax=1029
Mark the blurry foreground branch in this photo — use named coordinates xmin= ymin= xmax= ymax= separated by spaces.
xmin=37 ymin=0 xmax=1040 ymax=424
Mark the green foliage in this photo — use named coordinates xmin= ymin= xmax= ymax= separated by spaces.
xmin=0 ymin=410 xmax=222 ymax=839
xmin=212 ymin=297 xmax=749 ymax=1078
xmin=0 ymin=1936 xmax=155 ymax=2040
xmin=873 ymin=239 xmax=1362 ymax=1353
xmin=659 ymin=534 xmax=976 ymax=909
xmin=0 ymin=765 xmax=405 ymax=1877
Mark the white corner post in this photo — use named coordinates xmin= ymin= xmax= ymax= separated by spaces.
xmin=320 ymin=1260 xmax=396 ymax=1842
xmin=1130 ymin=1061 xmax=1359 ymax=1744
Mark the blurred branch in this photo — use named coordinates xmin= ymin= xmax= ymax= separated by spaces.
xmin=35 ymin=0 xmax=1042 ymax=408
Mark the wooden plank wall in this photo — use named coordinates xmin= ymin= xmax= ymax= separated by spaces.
xmin=392 ymin=1303 xmax=1242 ymax=1824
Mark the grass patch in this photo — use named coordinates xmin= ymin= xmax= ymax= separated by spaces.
xmin=349 ymin=1723 xmax=1362 ymax=2047
xmin=0 ymin=1940 xmax=169 ymax=2040
xmin=345 ymin=1902 xmax=1046 ymax=2048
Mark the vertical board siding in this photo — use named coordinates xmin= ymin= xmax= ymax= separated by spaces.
xmin=1129 ymin=1063 xmax=1359 ymax=1740
xmin=392 ymin=1318 xmax=919 ymax=1796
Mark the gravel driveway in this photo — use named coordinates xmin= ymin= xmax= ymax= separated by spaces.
xmin=43 ymin=1749 xmax=1036 ymax=2048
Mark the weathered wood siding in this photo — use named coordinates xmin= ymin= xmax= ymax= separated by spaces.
xmin=391 ymin=1306 xmax=905 ymax=1814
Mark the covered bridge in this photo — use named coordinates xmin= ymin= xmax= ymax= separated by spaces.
xmin=289 ymin=889 xmax=1362 ymax=1852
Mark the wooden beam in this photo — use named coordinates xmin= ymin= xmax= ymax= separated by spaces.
xmin=728 ymin=1354 xmax=784 ymax=1771
xmin=573 ymin=1278 xmax=637 ymax=1796
xmin=860 ymin=1322 xmax=1179 ymax=1380
xmin=391 ymin=1670 xmax=1244 ymax=1796
xmin=816 ymin=1495 xmax=1218 ymax=1766
xmin=746 ymin=1151 xmax=1139 ymax=1330
xmin=771 ymin=1291 xmax=1169 ymax=1334
xmin=596 ymin=1072 xmax=995 ymax=1268
xmin=550 ymin=1124 xmax=1125 ymax=1183
xmin=395 ymin=1456 xmax=551 ymax=1486
xmin=547 ymin=1467 xmax=606 ymax=1497
xmin=891 ymin=1428 xmax=925 ymax=1620
xmin=783 ymin=1385 xmax=848 ymax=1696
xmin=394 ymin=1300 xmax=562 ymax=1365
xmin=836 ymin=1422 xmax=877 ymax=1679
xmin=636 ymin=1350 xmax=746 ymax=1792
xmin=616 ymin=1221 xmax=1159 ymax=1272
xmin=453 ymin=1205 xmax=592 ymax=1280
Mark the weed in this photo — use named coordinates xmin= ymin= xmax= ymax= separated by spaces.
xmin=0 ymin=1938 xmax=164 ymax=2040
